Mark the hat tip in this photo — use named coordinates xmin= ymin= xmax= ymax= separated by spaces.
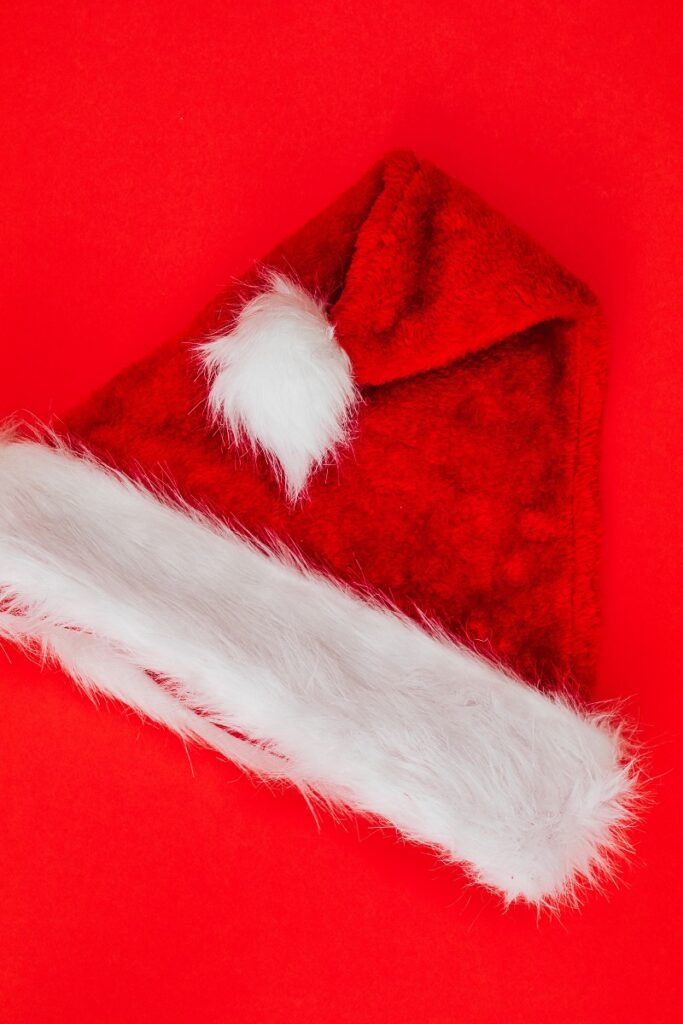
xmin=199 ymin=271 xmax=359 ymax=500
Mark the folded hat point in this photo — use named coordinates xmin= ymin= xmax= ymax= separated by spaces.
xmin=0 ymin=150 xmax=640 ymax=908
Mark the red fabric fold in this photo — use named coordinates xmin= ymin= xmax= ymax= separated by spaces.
xmin=65 ymin=150 xmax=608 ymax=692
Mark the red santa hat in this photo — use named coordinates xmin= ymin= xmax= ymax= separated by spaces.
xmin=0 ymin=151 xmax=637 ymax=907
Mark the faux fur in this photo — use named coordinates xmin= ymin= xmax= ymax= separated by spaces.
xmin=0 ymin=435 xmax=636 ymax=906
xmin=67 ymin=150 xmax=607 ymax=692
xmin=199 ymin=271 xmax=358 ymax=500
xmin=0 ymin=611 xmax=289 ymax=779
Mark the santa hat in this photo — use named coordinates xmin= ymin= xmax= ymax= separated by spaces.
xmin=0 ymin=151 xmax=637 ymax=907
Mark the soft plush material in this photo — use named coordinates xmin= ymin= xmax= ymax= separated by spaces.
xmin=0 ymin=433 xmax=634 ymax=906
xmin=66 ymin=150 xmax=606 ymax=691
xmin=200 ymin=270 xmax=359 ymax=500
xmin=0 ymin=150 xmax=635 ymax=907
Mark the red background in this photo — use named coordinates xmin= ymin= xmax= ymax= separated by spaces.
xmin=1 ymin=2 xmax=681 ymax=1021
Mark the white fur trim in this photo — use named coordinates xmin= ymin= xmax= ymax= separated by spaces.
xmin=0 ymin=435 xmax=637 ymax=906
xmin=0 ymin=612 xmax=290 ymax=779
xmin=199 ymin=272 xmax=358 ymax=500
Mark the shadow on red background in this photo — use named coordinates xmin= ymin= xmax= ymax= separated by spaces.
xmin=1 ymin=2 xmax=681 ymax=1021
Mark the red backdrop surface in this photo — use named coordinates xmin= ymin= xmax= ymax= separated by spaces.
xmin=1 ymin=2 xmax=681 ymax=1021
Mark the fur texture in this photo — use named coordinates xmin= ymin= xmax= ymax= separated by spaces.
xmin=67 ymin=151 xmax=607 ymax=692
xmin=0 ymin=611 xmax=290 ymax=779
xmin=199 ymin=271 xmax=358 ymax=500
xmin=0 ymin=435 xmax=637 ymax=906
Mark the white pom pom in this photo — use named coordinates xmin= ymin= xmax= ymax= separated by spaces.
xmin=200 ymin=272 xmax=358 ymax=500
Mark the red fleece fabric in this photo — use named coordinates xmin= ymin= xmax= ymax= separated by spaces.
xmin=65 ymin=150 xmax=607 ymax=692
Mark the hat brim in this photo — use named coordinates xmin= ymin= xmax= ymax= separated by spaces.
xmin=0 ymin=431 xmax=637 ymax=907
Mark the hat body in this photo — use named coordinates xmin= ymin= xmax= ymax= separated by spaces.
xmin=66 ymin=151 xmax=606 ymax=691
